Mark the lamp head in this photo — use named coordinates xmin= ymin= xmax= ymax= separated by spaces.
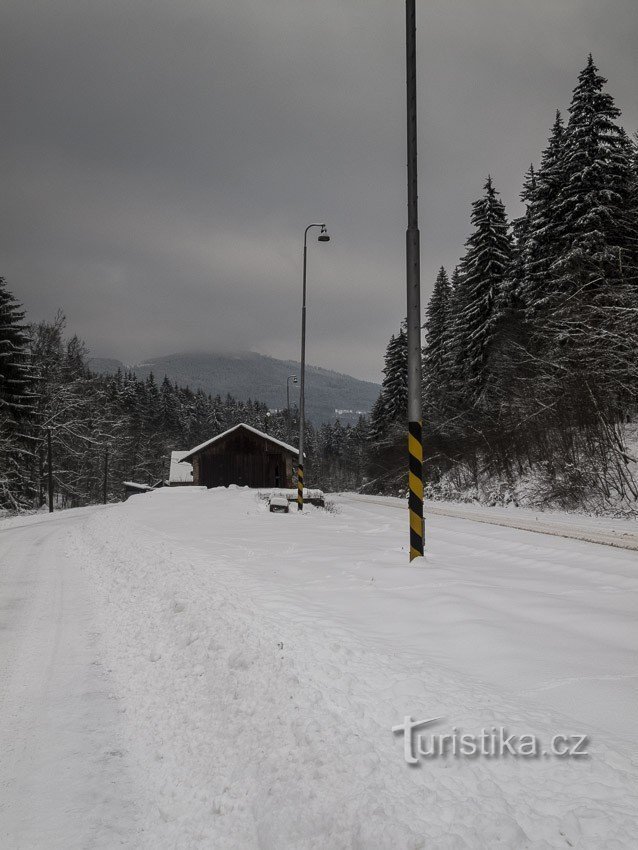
xmin=317 ymin=225 xmax=330 ymax=243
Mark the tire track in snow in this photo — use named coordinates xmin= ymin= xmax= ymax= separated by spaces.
xmin=0 ymin=516 xmax=140 ymax=848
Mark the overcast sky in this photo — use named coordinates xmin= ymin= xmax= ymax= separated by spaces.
xmin=2 ymin=1 xmax=636 ymax=382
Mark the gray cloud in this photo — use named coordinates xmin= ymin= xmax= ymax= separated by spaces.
xmin=2 ymin=0 xmax=637 ymax=381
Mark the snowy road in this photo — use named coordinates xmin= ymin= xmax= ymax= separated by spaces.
xmin=1 ymin=490 xmax=637 ymax=848
xmin=343 ymin=493 xmax=638 ymax=551
xmin=0 ymin=511 xmax=138 ymax=848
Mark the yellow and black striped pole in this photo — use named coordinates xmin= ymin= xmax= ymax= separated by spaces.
xmin=406 ymin=0 xmax=425 ymax=560
xmin=408 ymin=420 xmax=424 ymax=559
xmin=297 ymin=463 xmax=304 ymax=511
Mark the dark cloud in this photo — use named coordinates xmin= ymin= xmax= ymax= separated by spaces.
xmin=2 ymin=0 xmax=636 ymax=380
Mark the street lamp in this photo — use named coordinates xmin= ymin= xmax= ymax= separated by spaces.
xmin=297 ymin=223 xmax=330 ymax=510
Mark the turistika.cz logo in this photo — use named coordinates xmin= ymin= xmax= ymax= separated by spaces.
xmin=392 ymin=716 xmax=589 ymax=764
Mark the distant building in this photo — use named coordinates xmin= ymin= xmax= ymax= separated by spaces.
xmin=179 ymin=423 xmax=298 ymax=489
xmin=168 ymin=451 xmax=193 ymax=486
xmin=123 ymin=481 xmax=159 ymax=500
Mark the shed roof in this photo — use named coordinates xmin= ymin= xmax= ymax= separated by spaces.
xmin=123 ymin=481 xmax=155 ymax=492
xmin=180 ymin=423 xmax=299 ymax=463
xmin=169 ymin=450 xmax=193 ymax=483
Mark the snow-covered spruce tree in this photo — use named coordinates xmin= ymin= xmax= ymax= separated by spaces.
xmin=545 ymin=57 xmax=638 ymax=412
xmin=369 ymin=322 xmax=408 ymax=444
xmin=440 ymin=266 xmax=464 ymax=383
xmin=520 ymin=112 xmax=567 ymax=321
xmin=625 ymin=131 xmax=638 ymax=277
xmin=367 ymin=322 xmax=409 ymax=492
xmin=452 ymin=177 xmax=513 ymax=405
xmin=423 ymin=268 xmax=451 ymax=378
xmin=384 ymin=321 xmax=408 ymax=422
xmin=422 ymin=267 xmax=451 ymax=420
xmin=511 ymin=165 xmax=536 ymax=289
xmin=552 ymin=57 xmax=635 ymax=293
xmin=0 ymin=278 xmax=33 ymax=426
xmin=0 ymin=278 xmax=35 ymax=509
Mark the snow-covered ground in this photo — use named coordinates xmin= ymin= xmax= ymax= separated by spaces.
xmin=350 ymin=493 xmax=638 ymax=550
xmin=1 ymin=488 xmax=637 ymax=848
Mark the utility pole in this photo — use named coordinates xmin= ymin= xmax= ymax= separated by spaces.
xmin=406 ymin=0 xmax=424 ymax=560
xmin=103 ymin=446 xmax=109 ymax=505
xmin=47 ymin=428 xmax=54 ymax=513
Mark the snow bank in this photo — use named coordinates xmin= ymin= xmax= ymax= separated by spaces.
xmin=67 ymin=487 xmax=638 ymax=848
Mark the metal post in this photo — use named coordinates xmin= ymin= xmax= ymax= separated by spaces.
xmin=298 ymin=237 xmax=309 ymax=511
xmin=406 ymin=0 xmax=424 ymax=560
xmin=297 ymin=223 xmax=329 ymax=511
xmin=47 ymin=428 xmax=54 ymax=513
xmin=103 ymin=446 xmax=109 ymax=504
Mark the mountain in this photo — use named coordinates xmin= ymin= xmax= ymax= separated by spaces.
xmin=87 ymin=351 xmax=379 ymax=426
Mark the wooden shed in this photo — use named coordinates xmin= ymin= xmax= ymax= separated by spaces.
xmin=123 ymin=480 xmax=161 ymax=500
xmin=180 ymin=423 xmax=298 ymax=489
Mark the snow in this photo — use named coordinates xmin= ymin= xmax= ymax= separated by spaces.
xmin=351 ymin=493 xmax=638 ymax=551
xmin=0 ymin=511 xmax=137 ymax=847
xmin=268 ymin=495 xmax=289 ymax=511
xmin=169 ymin=450 xmax=193 ymax=484
xmin=1 ymin=488 xmax=637 ymax=847
xmin=180 ymin=422 xmax=298 ymax=462
xmin=260 ymin=487 xmax=325 ymax=501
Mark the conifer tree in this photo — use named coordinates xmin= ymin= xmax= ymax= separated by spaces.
xmin=423 ymin=267 xmax=451 ymax=416
xmin=0 ymin=278 xmax=35 ymax=509
xmin=552 ymin=56 xmax=634 ymax=294
xmin=423 ymin=267 xmax=451 ymax=374
xmin=520 ymin=112 xmax=566 ymax=318
xmin=369 ymin=322 xmax=408 ymax=442
xmin=453 ymin=178 xmax=513 ymax=403
xmin=511 ymin=165 xmax=536 ymax=295
xmin=0 ymin=277 xmax=34 ymax=427
xmin=381 ymin=322 xmax=408 ymax=424
xmin=546 ymin=57 xmax=637 ymax=408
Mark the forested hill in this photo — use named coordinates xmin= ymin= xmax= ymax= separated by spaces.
xmin=88 ymin=352 xmax=379 ymax=426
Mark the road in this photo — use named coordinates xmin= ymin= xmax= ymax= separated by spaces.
xmin=0 ymin=511 xmax=138 ymax=849
xmin=343 ymin=493 xmax=638 ymax=551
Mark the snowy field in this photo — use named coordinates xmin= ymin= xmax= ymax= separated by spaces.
xmin=1 ymin=487 xmax=637 ymax=848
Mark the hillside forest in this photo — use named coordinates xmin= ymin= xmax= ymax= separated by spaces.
xmin=369 ymin=58 xmax=638 ymax=513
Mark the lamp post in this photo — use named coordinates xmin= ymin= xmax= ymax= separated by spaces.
xmin=286 ymin=374 xmax=298 ymax=440
xmin=297 ymin=223 xmax=330 ymax=510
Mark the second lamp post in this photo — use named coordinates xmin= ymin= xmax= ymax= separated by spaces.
xmin=297 ymin=222 xmax=330 ymax=510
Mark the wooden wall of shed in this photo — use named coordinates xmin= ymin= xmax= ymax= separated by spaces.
xmin=191 ymin=429 xmax=294 ymax=488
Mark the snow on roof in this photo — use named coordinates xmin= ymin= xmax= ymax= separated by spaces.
xmin=123 ymin=481 xmax=155 ymax=491
xmin=169 ymin=451 xmax=193 ymax=483
xmin=180 ymin=423 xmax=299 ymax=462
